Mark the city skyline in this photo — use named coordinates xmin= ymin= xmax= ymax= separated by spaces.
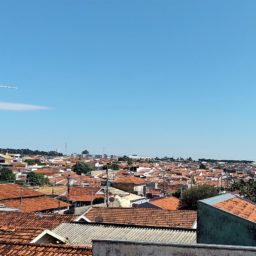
xmin=1 ymin=1 xmax=256 ymax=160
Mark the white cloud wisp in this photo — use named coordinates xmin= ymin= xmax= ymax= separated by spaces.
xmin=0 ymin=101 xmax=50 ymax=111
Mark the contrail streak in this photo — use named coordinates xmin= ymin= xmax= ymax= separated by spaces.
xmin=0 ymin=85 xmax=17 ymax=89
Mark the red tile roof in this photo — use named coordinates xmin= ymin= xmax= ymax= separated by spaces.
xmin=113 ymin=176 xmax=145 ymax=185
xmin=0 ymin=227 xmax=43 ymax=243
xmin=84 ymin=207 xmax=196 ymax=229
xmin=35 ymin=169 xmax=59 ymax=176
xmin=3 ymin=197 xmax=70 ymax=212
xmin=0 ymin=212 xmax=76 ymax=230
xmin=11 ymin=163 xmax=26 ymax=168
xmin=150 ymin=197 xmax=180 ymax=211
xmin=68 ymin=187 xmax=103 ymax=202
xmin=0 ymin=241 xmax=92 ymax=255
xmin=214 ymin=197 xmax=256 ymax=222
xmin=0 ymin=184 xmax=43 ymax=200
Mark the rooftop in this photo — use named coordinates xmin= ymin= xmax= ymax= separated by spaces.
xmin=200 ymin=193 xmax=256 ymax=223
xmin=113 ymin=176 xmax=146 ymax=185
xmin=52 ymin=223 xmax=196 ymax=246
xmin=67 ymin=187 xmax=103 ymax=202
xmin=214 ymin=197 xmax=256 ymax=223
xmin=84 ymin=207 xmax=197 ymax=229
xmin=0 ymin=184 xmax=43 ymax=200
xmin=0 ymin=241 xmax=92 ymax=256
xmin=0 ymin=227 xmax=43 ymax=243
xmin=2 ymin=196 xmax=70 ymax=212
xmin=150 ymin=197 xmax=180 ymax=211
xmin=0 ymin=212 xmax=76 ymax=229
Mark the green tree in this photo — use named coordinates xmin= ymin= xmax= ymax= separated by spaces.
xmin=72 ymin=162 xmax=92 ymax=175
xmin=27 ymin=172 xmax=48 ymax=186
xmin=111 ymin=163 xmax=119 ymax=170
xmin=172 ymin=190 xmax=181 ymax=199
xmin=180 ymin=184 xmax=218 ymax=210
xmin=0 ymin=168 xmax=16 ymax=183
xmin=25 ymin=159 xmax=44 ymax=165
xmin=127 ymin=158 xmax=133 ymax=165
xmin=199 ymin=163 xmax=207 ymax=169
xmin=231 ymin=179 xmax=256 ymax=202
xmin=82 ymin=149 xmax=89 ymax=155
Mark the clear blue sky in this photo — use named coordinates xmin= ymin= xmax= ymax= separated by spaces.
xmin=0 ymin=0 xmax=256 ymax=160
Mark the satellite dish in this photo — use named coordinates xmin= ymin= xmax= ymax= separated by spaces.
xmin=95 ymin=216 xmax=103 ymax=223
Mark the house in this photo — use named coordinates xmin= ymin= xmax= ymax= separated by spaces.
xmin=112 ymin=176 xmax=146 ymax=196
xmin=0 ymin=154 xmax=12 ymax=164
xmin=135 ymin=196 xmax=180 ymax=211
xmin=0 ymin=156 xmax=5 ymax=164
xmin=63 ymin=186 xmax=104 ymax=207
xmin=197 ymin=193 xmax=256 ymax=246
xmin=100 ymin=187 xmax=145 ymax=207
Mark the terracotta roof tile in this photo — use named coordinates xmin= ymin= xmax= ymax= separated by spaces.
xmin=0 ymin=212 xmax=76 ymax=229
xmin=0 ymin=184 xmax=43 ymax=200
xmin=0 ymin=241 xmax=92 ymax=255
xmin=68 ymin=187 xmax=103 ymax=202
xmin=35 ymin=169 xmax=59 ymax=176
xmin=150 ymin=197 xmax=180 ymax=211
xmin=2 ymin=197 xmax=70 ymax=212
xmin=214 ymin=197 xmax=256 ymax=222
xmin=84 ymin=207 xmax=196 ymax=229
xmin=113 ymin=176 xmax=145 ymax=185
xmin=0 ymin=227 xmax=43 ymax=243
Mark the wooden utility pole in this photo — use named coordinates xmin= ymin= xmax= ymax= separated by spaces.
xmin=20 ymin=187 xmax=23 ymax=211
xmin=106 ymin=165 xmax=109 ymax=207
xmin=67 ymin=175 xmax=71 ymax=201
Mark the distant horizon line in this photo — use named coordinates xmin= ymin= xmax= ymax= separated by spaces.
xmin=0 ymin=147 xmax=254 ymax=162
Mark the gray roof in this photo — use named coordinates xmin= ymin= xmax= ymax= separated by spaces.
xmin=199 ymin=193 xmax=235 ymax=206
xmin=52 ymin=223 xmax=196 ymax=246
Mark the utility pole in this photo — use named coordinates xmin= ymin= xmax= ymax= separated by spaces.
xmin=20 ymin=186 xmax=23 ymax=211
xmin=106 ymin=165 xmax=109 ymax=208
xmin=67 ymin=175 xmax=71 ymax=201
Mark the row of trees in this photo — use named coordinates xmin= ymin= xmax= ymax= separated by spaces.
xmin=0 ymin=148 xmax=63 ymax=156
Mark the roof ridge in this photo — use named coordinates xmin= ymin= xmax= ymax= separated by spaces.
xmin=0 ymin=240 xmax=92 ymax=249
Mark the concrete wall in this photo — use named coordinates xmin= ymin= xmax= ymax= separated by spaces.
xmin=93 ymin=240 xmax=256 ymax=256
xmin=197 ymin=202 xmax=256 ymax=246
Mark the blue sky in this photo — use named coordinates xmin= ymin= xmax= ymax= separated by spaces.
xmin=0 ymin=0 xmax=256 ymax=159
